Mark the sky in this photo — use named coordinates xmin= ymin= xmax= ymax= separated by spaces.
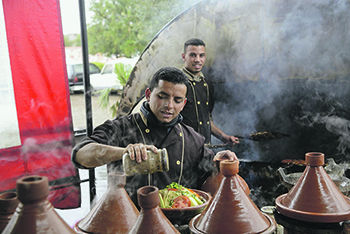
xmin=59 ymin=0 xmax=92 ymax=35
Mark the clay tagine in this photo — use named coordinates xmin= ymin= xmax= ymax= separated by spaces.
xmin=201 ymin=154 xmax=250 ymax=196
xmin=128 ymin=186 xmax=180 ymax=234
xmin=190 ymin=160 xmax=276 ymax=234
xmin=75 ymin=172 xmax=139 ymax=234
xmin=275 ymin=152 xmax=350 ymax=223
xmin=2 ymin=175 xmax=76 ymax=234
xmin=0 ymin=192 xmax=19 ymax=233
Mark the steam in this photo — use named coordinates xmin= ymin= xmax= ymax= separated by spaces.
xmin=269 ymin=0 xmax=350 ymax=79
xmin=207 ymin=0 xmax=350 ymax=162
xmin=297 ymin=112 xmax=350 ymax=159
xmin=212 ymin=0 xmax=350 ymax=80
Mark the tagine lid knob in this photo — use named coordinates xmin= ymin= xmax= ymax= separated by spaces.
xmin=0 ymin=192 xmax=19 ymax=214
xmin=137 ymin=186 xmax=159 ymax=209
xmin=16 ymin=176 xmax=49 ymax=203
xmin=129 ymin=186 xmax=180 ymax=234
xmin=220 ymin=159 xmax=239 ymax=176
xmin=305 ymin=152 xmax=324 ymax=166
xmin=214 ymin=154 xmax=232 ymax=169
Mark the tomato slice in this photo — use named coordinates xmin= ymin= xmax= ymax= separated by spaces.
xmin=168 ymin=188 xmax=177 ymax=191
xmin=171 ymin=195 xmax=191 ymax=208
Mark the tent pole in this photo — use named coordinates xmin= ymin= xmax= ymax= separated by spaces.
xmin=78 ymin=0 xmax=96 ymax=208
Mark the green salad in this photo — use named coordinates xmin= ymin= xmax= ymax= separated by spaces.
xmin=159 ymin=182 xmax=204 ymax=208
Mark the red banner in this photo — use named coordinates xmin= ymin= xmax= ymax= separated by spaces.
xmin=0 ymin=0 xmax=81 ymax=209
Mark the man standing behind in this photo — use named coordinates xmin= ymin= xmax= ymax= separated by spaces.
xmin=71 ymin=67 xmax=237 ymax=204
xmin=181 ymin=38 xmax=239 ymax=145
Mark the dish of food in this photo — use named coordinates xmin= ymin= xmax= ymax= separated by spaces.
xmin=159 ymin=182 xmax=204 ymax=209
xmin=159 ymin=183 xmax=212 ymax=225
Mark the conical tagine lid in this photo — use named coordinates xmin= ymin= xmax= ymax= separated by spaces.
xmin=77 ymin=172 xmax=139 ymax=233
xmin=275 ymin=152 xmax=350 ymax=223
xmin=3 ymin=175 xmax=75 ymax=234
xmin=190 ymin=160 xmax=276 ymax=234
xmin=128 ymin=186 xmax=180 ymax=234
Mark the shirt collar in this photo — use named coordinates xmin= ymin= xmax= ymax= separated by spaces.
xmin=139 ymin=101 xmax=183 ymax=130
xmin=182 ymin=67 xmax=204 ymax=82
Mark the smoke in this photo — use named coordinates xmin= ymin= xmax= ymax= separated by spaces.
xmin=210 ymin=0 xmax=350 ymax=80
xmin=323 ymin=116 xmax=350 ymax=156
xmin=204 ymin=0 xmax=350 ymax=162
xmin=268 ymin=0 xmax=350 ymax=79
xmin=296 ymin=110 xmax=350 ymax=159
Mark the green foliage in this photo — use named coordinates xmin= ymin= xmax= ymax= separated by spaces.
xmin=115 ymin=63 xmax=132 ymax=87
xmin=97 ymin=88 xmax=112 ymax=109
xmin=88 ymin=0 xmax=202 ymax=116
xmin=91 ymin=61 xmax=105 ymax=70
xmin=87 ymin=0 xmax=201 ymax=57
xmin=97 ymin=62 xmax=133 ymax=116
xmin=96 ymin=88 xmax=119 ymax=117
xmin=64 ymin=34 xmax=81 ymax=47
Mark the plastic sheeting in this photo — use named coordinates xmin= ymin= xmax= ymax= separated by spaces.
xmin=0 ymin=0 xmax=80 ymax=209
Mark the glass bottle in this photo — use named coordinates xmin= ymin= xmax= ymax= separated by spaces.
xmin=123 ymin=148 xmax=169 ymax=176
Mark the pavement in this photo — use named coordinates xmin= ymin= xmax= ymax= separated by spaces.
xmin=69 ymin=92 xmax=120 ymax=131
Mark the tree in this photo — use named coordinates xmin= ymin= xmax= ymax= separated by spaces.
xmin=88 ymin=0 xmax=202 ymax=116
xmin=87 ymin=0 xmax=201 ymax=57
xmin=64 ymin=34 xmax=81 ymax=47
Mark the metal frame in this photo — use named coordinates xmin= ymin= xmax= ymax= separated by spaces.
xmin=78 ymin=0 xmax=96 ymax=206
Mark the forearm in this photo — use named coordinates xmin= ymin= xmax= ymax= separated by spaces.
xmin=211 ymin=120 xmax=239 ymax=144
xmin=75 ymin=143 xmax=125 ymax=168
xmin=210 ymin=121 xmax=227 ymax=141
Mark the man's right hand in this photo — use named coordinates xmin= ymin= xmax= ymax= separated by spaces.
xmin=124 ymin=144 xmax=158 ymax=163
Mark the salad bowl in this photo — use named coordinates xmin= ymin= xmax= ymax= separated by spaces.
xmin=160 ymin=189 xmax=211 ymax=225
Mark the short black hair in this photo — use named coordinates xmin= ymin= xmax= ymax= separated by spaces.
xmin=149 ymin=67 xmax=188 ymax=92
xmin=184 ymin=38 xmax=206 ymax=53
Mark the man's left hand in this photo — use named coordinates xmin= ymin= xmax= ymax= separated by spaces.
xmin=213 ymin=150 xmax=238 ymax=162
xmin=222 ymin=135 xmax=240 ymax=145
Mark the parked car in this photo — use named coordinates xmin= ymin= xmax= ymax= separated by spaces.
xmin=66 ymin=63 xmax=101 ymax=93
xmin=89 ymin=57 xmax=138 ymax=93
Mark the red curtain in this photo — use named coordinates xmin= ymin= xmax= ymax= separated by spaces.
xmin=0 ymin=0 xmax=81 ymax=209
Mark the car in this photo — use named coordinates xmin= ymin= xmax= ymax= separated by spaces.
xmin=89 ymin=57 xmax=138 ymax=94
xmin=66 ymin=63 xmax=101 ymax=94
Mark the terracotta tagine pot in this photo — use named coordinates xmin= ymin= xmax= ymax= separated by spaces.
xmin=190 ymin=160 xmax=276 ymax=234
xmin=128 ymin=186 xmax=180 ymax=234
xmin=2 ymin=175 xmax=76 ymax=234
xmin=201 ymin=154 xmax=250 ymax=196
xmin=275 ymin=152 xmax=350 ymax=223
xmin=74 ymin=172 xmax=139 ymax=234
xmin=0 ymin=192 xmax=19 ymax=233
